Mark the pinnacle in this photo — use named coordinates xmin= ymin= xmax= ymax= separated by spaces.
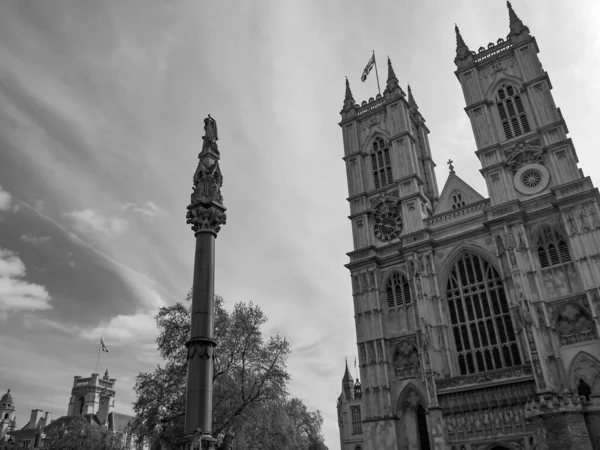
xmin=455 ymin=24 xmax=466 ymax=49
xmin=507 ymin=1 xmax=519 ymax=23
xmin=387 ymin=57 xmax=397 ymax=82
xmin=407 ymin=84 xmax=418 ymax=109
xmin=344 ymin=77 xmax=353 ymax=101
xmin=506 ymin=1 xmax=529 ymax=38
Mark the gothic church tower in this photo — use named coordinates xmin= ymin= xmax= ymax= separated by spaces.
xmin=337 ymin=3 xmax=600 ymax=450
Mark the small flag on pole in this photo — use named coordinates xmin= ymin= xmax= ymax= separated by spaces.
xmin=100 ymin=338 xmax=109 ymax=353
xmin=361 ymin=53 xmax=376 ymax=82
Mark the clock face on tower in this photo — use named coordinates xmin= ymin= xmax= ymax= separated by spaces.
xmin=374 ymin=212 xmax=403 ymax=241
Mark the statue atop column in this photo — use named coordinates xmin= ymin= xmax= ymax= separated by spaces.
xmin=187 ymin=115 xmax=226 ymax=235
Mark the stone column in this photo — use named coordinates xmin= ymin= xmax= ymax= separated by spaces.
xmin=182 ymin=115 xmax=226 ymax=450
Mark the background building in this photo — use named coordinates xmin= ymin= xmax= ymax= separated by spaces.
xmin=7 ymin=370 xmax=139 ymax=449
xmin=337 ymin=3 xmax=600 ymax=450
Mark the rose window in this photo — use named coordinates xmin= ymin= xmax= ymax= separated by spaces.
xmin=521 ymin=169 xmax=542 ymax=188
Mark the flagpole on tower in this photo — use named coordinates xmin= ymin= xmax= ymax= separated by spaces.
xmin=95 ymin=340 xmax=101 ymax=374
xmin=373 ymin=50 xmax=381 ymax=96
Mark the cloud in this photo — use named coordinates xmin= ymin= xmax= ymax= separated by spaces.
xmin=0 ymin=248 xmax=51 ymax=314
xmin=0 ymin=184 xmax=13 ymax=212
xmin=122 ymin=201 xmax=167 ymax=220
xmin=21 ymin=233 xmax=52 ymax=246
xmin=84 ymin=309 xmax=159 ymax=345
xmin=64 ymin=208 xmax=129 ymax=239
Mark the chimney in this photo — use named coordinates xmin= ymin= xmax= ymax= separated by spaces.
xmin=43 ymin=412 xmax=53 ymax=426
xmin=28 ymin=409 xmax=43 ymax=429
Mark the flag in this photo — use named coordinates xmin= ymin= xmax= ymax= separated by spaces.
xmin=354 ymin=356 xmax=357 ymax=368
xmin=361 ymin=54 xmax=376 ymax=82
xmin=100 ymin=338 xmax=109 ymax=353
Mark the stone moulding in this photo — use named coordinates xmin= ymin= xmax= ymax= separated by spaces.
xmin=436 ymin=364 xmax=534 ymax=392
xmin=426 ymin=200 xmax=490 ymax=228
xmin=553 ymin=177 xmax=593 ymax=200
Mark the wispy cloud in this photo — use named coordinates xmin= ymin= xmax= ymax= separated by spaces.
xmin=0 ymin=248 xmax=51 ymax=314
xmin=122 ymin=201 xmax=166 ymax=220
xmin=21 ymin=233 xmax=52 ymax=246
xmin=64 ymin=209 xmax=129 ymax=239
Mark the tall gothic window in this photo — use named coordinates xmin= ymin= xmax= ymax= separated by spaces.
xmin=387 ymin=272 xmax=412 ymax=308
xmin=496 ymin=84 xmax=531 ymax=140
xmin=371 ymin=137 xmax=393 ymax=189
xmin=446 ymin=253 xmax=521 ymax=375
xmin=537 ymin=226 xmax=571 ymax=268
xmin=351 ymin=406 xmax=362 ymax=434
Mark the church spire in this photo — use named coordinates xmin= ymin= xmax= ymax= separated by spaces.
xmin=342 ymin=77 xmax=356 ymax=112
xmin=342 ymin=358 xmax=353 ymax=400
xmin=506 ymin=1 xmax=530 ymax=41
xmin=342 ymin=358 xmax=353 ymax=383
xmin=407 ymin=84 xmax=418 ymax=110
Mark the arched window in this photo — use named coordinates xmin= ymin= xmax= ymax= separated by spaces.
xmin=387 ymin=272 xmax=412 ymax=308
xmin=537 ymin=226 xmax=571 ymax=268
xmin=416 ymin=405 xmax=431 ymax=450
xmin=371 ymin=137 xmax=393 ymax=189
xmin=78 ymin=397 xmax=85 ymax=415
xmin=451 ymin=191 xmax=466 ymax=210
xmin=350 ymin=406 xmax=362 ymax=435
xmin=496 ymin=84 xmax=530 ymax=140
xmin=3 ymin=413 xmax=8 ymax=419
xmin=446 ymin=253 xmax=521 ymax=375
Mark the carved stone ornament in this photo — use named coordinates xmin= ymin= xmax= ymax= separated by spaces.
xmin=504 ymin=139 xmax=543 ymax=172
xmin=188 ymin=115 xmax=227 ymax=235
xmin=556 ymin=303 xmax=597 ymax=345
xmin=187 ymin=207 xmax=227 ymax=235
xmin=187 ymin=337 xmax=216 ymax=361
xmin=370 ymin=191 xmax=402 ymax=242
xmin=392 ymin=339 xmax=420 ymax=377
xmin=191 ymin=161 xmax=224 ymax=206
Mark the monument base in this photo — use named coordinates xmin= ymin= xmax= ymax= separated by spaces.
xmin=178 ymin=430 xmax=218 ymax=450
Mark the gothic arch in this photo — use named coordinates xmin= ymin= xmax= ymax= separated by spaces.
xmin=530 ymin=222 xmax=565 ymax=242
xmin=481 ymin=444 xmax=519 ymax=450
xmin=381 ymin=267 xmax=411 ymax=286
xmin=437 ymin=243 xmax=500 ymax=292
xmin=396 ymin=383 xmax=427 ymax=413
xmin=360 ymin=129 xmax=392 ymax=154
xmin=483 ymin=75 xmax=524 ymax=101
xmin=568 ymin=351 xmax=600 ymax=395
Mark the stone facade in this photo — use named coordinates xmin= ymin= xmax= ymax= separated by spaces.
xmin=336 ymin=4 xmax=600 ymax=450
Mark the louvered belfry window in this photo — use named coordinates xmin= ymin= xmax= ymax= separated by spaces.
xmin=496 ymin=84 xmax=531 ymax=140
xmin=446 ymin=253 xmax=521 ymax=375
xmin=371 ymin=137 xmax=393 ymax=189
xmin=387 ymin=272 xmax=412 ymax=308
xmin=537 ymin=226 xmax=571 ymax=269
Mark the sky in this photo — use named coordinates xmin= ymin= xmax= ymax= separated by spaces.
xmin=0 ymin=0 xmax=599 ymax=448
